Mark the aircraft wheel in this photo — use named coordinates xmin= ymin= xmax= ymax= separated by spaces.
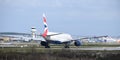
xmin=64 ymin=46 xmax=69 ymax=48
xmin=64 ymin=44 xmax=70 ymax=48
xmin=45 ymin=45 xmax=50 ymax=48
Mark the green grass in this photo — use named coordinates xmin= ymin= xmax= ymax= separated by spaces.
xmin=0 ymin=47 xmax=120 ymax=60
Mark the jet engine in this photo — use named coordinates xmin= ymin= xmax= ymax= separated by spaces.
xmin=74 ymin=40 xmax=81 ymax=46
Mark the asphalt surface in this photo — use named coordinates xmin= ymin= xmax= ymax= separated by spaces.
xmin=69 ymin=47 xmax=120 ymax=50
xmin=35 ymin=47 xmax=120 ymax=51
xmin=1 ymin=44 xmax=120 ymax=50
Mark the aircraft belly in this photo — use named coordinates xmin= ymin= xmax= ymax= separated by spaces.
xmin=46 ymin=32 xmax=73 ymax=43
xmin=49 ymin=35 xmax=73 ymax=42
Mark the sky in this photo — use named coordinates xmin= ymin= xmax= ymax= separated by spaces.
xmin=0 ymin=0 xmax=120 ymax=36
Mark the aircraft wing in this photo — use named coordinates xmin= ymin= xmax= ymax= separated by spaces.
xmin=71 ymin=35 xmax=108 ymax=41
xmin=47 ymin=33 xmax=63 ymax=36
xmin=39 ymin=33 xmax=63 ymax=36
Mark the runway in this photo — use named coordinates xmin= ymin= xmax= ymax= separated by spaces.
xmin=69 ymin=47 xmax=120 ymax=50
xmin=35 ymin=47 xmax=120 ymax=51
xmin=1 ymin=43 xmax=120 ymax=51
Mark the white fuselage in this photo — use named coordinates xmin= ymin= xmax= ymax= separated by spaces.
xmin=45 ymin=32 xmax=73 ymax=43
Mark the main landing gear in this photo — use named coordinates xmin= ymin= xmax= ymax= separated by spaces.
xmin=64 ymin=43 xmax=70 ymax=48
xmin=45 ymin=43 xmax=50 ymax=48
xmin=41 ymin=41 xmax=50 ymax=48
xmin=41 ymin=41 xmax=70 ymax=48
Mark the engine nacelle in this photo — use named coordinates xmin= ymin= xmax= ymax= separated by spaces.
xmin=41 ymin=41 xmax=47 ymax=46
xmin=74 ymin=40 xmax=81 ymax=46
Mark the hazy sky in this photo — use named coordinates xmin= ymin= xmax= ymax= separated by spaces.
xmin=0 ymin=0 xmax=120 ymax=36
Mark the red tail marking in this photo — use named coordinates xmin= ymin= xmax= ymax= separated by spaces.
xmin=42 ymin=29 xmax=48 ymax=38
xmin=42 ymin=13 xmax=48 ymax=38
xmin=43 ymin=17 xmax=47 ymax=23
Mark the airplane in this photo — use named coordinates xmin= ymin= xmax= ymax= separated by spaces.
xmin=40 ymin=14 xmax=82 ymax=48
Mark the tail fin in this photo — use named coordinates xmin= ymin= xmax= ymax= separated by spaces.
xmin=42 ymin=13 xmax=48 ymax=37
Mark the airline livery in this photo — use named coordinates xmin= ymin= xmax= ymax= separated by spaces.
xmin=40 ymin=14 xmax=81 ymax=48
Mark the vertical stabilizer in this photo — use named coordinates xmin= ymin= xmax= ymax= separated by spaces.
xmin=42 ymin=13 xmax=48 ymax=37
